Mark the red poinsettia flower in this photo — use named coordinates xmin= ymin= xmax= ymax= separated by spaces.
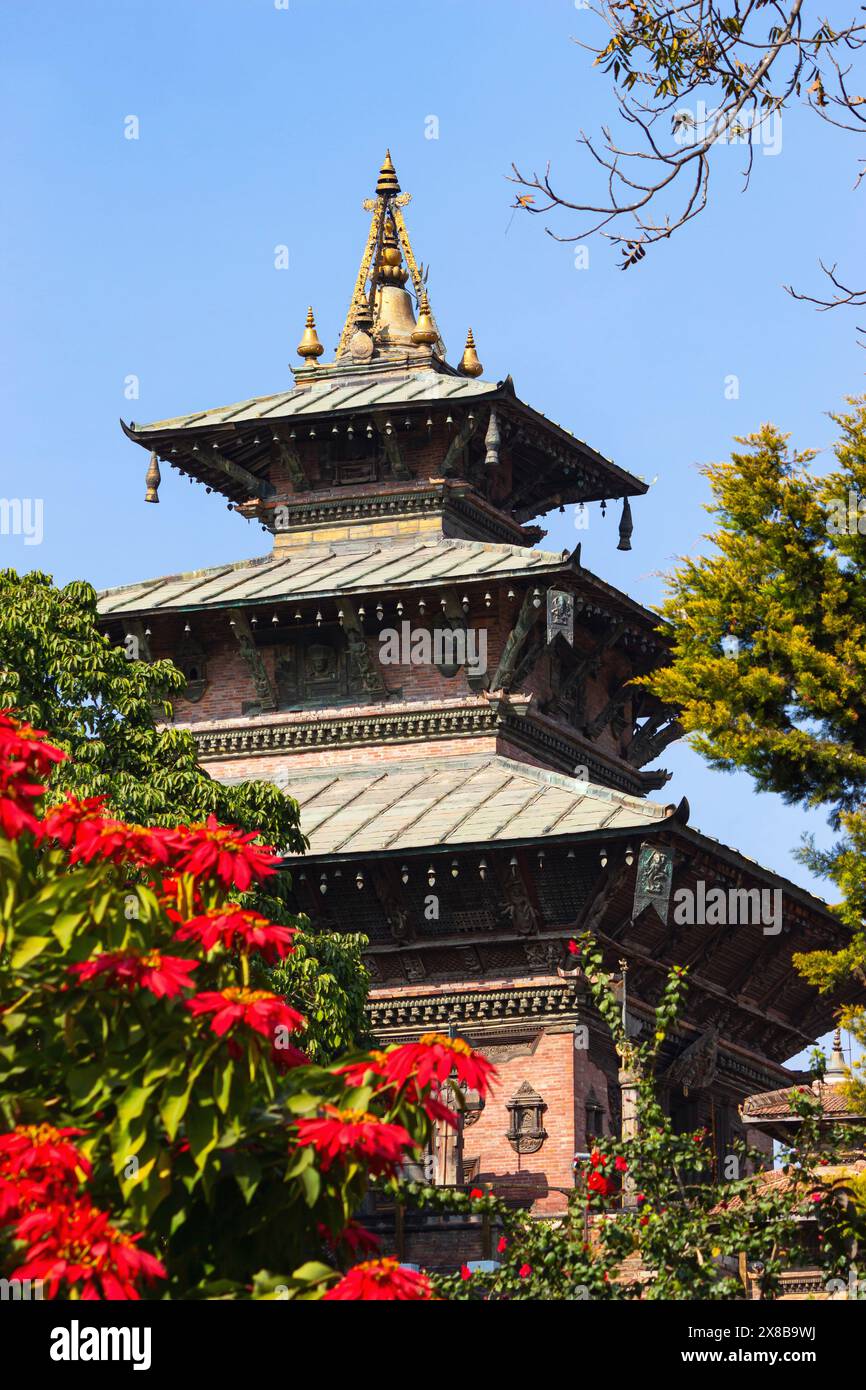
xmin=0 ymin=712 xmax=67 ymax=839
xmin=186 ymin=988 xmax=304 ymax=1040
xmin=167 ymin=816 xmax=281 ymax=891
xmin=42 ymin=798 xmax=175 ymax=868
xmin=0 ymin=1124 xmax=92 ymax=1185
xmin=382 ymin=1032 xmax=496 ymax=1098
xmin=567 ymin=939 xmax=581 ymax=956
xmin=174 ymin=908 xmax=296 ymax=963
xmin=317 ymin=1220 xmax=380 ymax=1256
xmin=294 ymin=1105 xmax=415 ymax=1174
xmin=0 ymin=1174 xmax=49 ymax=1223
xmin=334 ymin=1052 xmax=459 ymax=1128
xmin=322 ymin=1257 xmax=434 ymax=1301
xmin=68 ymin=951 xmax=198 ymax=999
xmin=12 ymin=1199 xmax=165 ymax=1300
xmin=614 ymin=1156 xmax=628 ymax=1173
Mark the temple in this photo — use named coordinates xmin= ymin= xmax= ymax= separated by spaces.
xmin=99 ymin=153 xmax=859 ymax=1249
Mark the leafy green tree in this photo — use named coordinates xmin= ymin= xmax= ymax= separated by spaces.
xmin=0 ymin=568 xmax=305 ymax=845
xmin=0 ymin=567 xmax=369 ymax=1061
xmin=645 ymin=397 xmax=866 ymax=1102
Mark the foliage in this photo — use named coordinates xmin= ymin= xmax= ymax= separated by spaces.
xmin=0 ymin=566 xmax=370 ymax=1061
xmin=432 ymin=935 xmax=866 ymax=1300
xmin=510 ymin=0 xmax=865 ymax=312
xmin=642 ymin=399 xmax=866 ymax=1102
xmin=0 ymin=568 xmax=305 ymax=850
xmin=0 ymin=711 xmax=492 ymax=1300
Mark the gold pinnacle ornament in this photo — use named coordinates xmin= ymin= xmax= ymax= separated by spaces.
xmin=459 ymin=328 xmax=483 ymax=378
xmin=411 ymin=291 xmax=437 ymax=346
xmin=144 ymin=450 xmax=161 ymax=504
xmin=376 ymin=149 xmax=400 ymax=197
xmin=297 ymin=306 xmax=324 ymax=363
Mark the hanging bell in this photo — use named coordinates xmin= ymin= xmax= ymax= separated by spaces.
xmin=617 ymin=496 xmax=634 ymax=551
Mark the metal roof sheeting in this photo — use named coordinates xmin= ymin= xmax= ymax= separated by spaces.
xmin=276 ymin=754 xmax=674 ymax=857
xmin=129 ymin=371 xmax=500 ymax=435
xmin=97 ymin=538 xmax=567 ymax=616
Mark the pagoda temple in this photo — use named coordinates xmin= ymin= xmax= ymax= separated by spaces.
xmin=99 ymin=153 xmax=860 ymax=1240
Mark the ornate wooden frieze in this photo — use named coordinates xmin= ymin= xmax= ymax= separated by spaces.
xmin=275 ymin=632 xmax=368 ymax=708
xmin=367 ymin=983 xmax=579 ymax=1036
xmin=505 ymin=1082 xmax=548 ymax=1155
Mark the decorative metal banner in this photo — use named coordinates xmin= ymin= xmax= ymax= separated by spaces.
xmin=632 ymin=842 xmax=674 ymax=923
xmin=547 ymin=589 xmax=574 ymax=647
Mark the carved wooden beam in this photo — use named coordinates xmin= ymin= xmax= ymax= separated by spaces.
xmin=228 ymin=610 xmax=278 ymax=711
xmin=490 ymin=588 xmax=543 ymax=692
xmin=340 ymin=599 xmax=389 ymax=700
xmin=381 ymin=430 xmax=411 ymax=481
xmin=441 ymin=414 xmax=479 ymax=475
xmin=272 ymin=434 xmax=309 ymax=489
xmin=369 ymin=862 xmax=415 ymax=943
xmin=627 ymin=711 xmax=684 ymax=768
xmin=180 ymin=445 xmax=275 ymax=500
xmin=583 ymin=681 xmax=634 ymax=741
xmin=122 ymin=618 xmax=151 ymax=663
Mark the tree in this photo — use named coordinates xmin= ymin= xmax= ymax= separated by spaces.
xmin=0 ymin=713 xmax=493 ymax=1300
xmin=0 ymin=568 xmax=305 ymax=846
xmin=432 ymin=934 xmax=865 ymax=1300
xmin=509 ymin=2 xmax=866 ymax=316
xmin=0 ymin=567 xmax=369 ymax=1063
xmin=644 ymin=396 xmax=866 ymax=1102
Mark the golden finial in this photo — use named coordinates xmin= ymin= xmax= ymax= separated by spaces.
xmin=144 ymin=450 xmax=161 ymax=504
xmin=375 ymin=213 xmax=408 ymax=286
xmin=411 ymin=291 xmax=437 ymax=346
xmin=376 ymin=149 xmax=400 ymax=198
xmin=297 ymin=306 xmax=324 ymax=364
xmin=459 ymin=327 xmax=483 ymax=378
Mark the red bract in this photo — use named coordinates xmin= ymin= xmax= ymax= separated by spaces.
xmin=0 ymin=1124 xmax=92 ymax=1185
xmin=186 ymin=988 xmax=304 ymax=1040
xmin=295 ymin=1106 xmax=415 ymax=1175
xmin=382 ymin=1032 xmax=496 ymax=1099
xmin=167 ymin=815 xmax=281 ymax=891
xmin=0 ymin=711 xmax=67 ymax=783
xmin=335 ymin=1053 xmax=458 ymax=1128
xmin=68 ymin=951 xmax=198 ymax=1000
xmin=43 ymin=798 xmax=175 ymax=868
xmin=317 ymin=1220 xmax=380 ymax=1256
xmin=0 ymin=712 xmax=66 ymax=839
xmin=12 ymin=1199 xmax=166 ymax=1300
xmin=0 ymin=1174 xmax=48 ymax=1223
xmin=323 ymin=1257 xmax=434 ymax=1301
xmin=174 ymin=908 xmax=296 ymax=963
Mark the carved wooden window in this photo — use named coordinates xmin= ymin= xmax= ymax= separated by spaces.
xmin=175 ymin=632 xmax=208 ymax=703
xmin=585 ymin=1090 xmax=605 ymax=1140
xmin=505 ymin=1082 xmax=547 ymax=1155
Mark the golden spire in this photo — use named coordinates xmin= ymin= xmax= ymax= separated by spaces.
xmin=297 ymin=306 xmax=324 ymax=364
xmin=377 ymin=149 xmax=400 ymax=197
xmin=335 ymin=152 xmax=446 ymax=361
xmin=459 ymin=328 xmax=483 ymax=378
xmin=412 ymin=291 xmax=437 ymax=346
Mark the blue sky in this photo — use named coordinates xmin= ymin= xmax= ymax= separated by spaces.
xmin=1 ymin=1 xmax=863 ymax=1060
